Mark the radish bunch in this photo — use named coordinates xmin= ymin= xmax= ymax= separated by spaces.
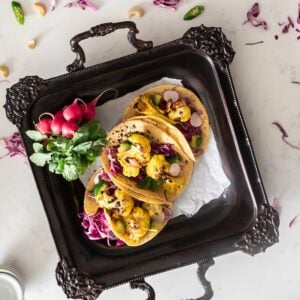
xmin=35 ymin=97 xmax=98 ymax=138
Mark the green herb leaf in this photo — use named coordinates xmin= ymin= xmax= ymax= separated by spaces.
xmin=73 ymin=126 xmax=89 ymax=145
xmin=26 ymin=130 xmax=47 ymax=142
xmin=73 ymin=141 xmax=93 ymax=154
xmin=33 ymin=142 xmax=44 ymax=153
xmin=183 ymin=5 xmax=204 ymax=21
xmin=62 ymin=164 xmax=79 ymax=181
xmin=166 ymin=155 xmax=180 ymax=164
xmin=137 ymin=177 xmax=164 ymax=191
xmin=29 ymin=152 xmax=51 ymax=167
xmin=92 ymin=180 xmax=107 ymax=197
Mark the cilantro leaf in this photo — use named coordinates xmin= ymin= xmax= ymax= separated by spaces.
xmin=33 ymin=142 xmax=44 ymax=153
xmin=26 ymin=130 xmax=47 ymax=142
xmin=72 ymin=141 xmax=92 ymax=154
xmin=72 ymin=126 xmax=89 ymax=145
xmin=62 ymin=164 xmax=79 ymax=181
xmin=29 ymin=152 xmax=52 ymax=167
xmin=137 ymin=176 xmax=164 ymax=191
xmin=92 ymin=180 xmax=107 ymax=197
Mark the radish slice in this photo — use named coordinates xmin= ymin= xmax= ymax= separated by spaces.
xmin=169 ymin=163 xmax=181 ymax=177
xmin=128 ymin=158 xmax=140 ymax=167
xmin=163 ymin=90 xmax=179 ymax=102
xmin=190 ymin=112 xmax=202 ymax=127
xmin=94 ymin=173 xmax=100 ymax=184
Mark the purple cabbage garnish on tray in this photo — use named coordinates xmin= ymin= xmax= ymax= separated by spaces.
xmin=243 ymin=3 xmax=268 ymax=30
xmin=65 ymin=0 xmax=97 ymax=11
xmin=153 ymin=0 xmax=180 ymax=9
xmin=272 ymin=122 xmax=300 ymax=150
xmin=0 ymin=132 xmax=26 ymax=160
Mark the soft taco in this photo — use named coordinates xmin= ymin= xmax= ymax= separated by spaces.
xmin=122 ymin=84 xmax=210 ymax=162
xmin=84 ymin=168 xmax=172 ymax=247
xmin=101 ymin=119 xmax=193 ymax=204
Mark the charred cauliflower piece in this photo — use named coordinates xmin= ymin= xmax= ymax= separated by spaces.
xmin=146 ymin=154 xmax=169 ymax=180
xmin=117 ymin=134 xmax=151 ymax=177
xmin=142 ymin=202 xmax=163 ymax=217
xmin=168 ymin=100 xmax=191 ymax=122
xmin=125 ymin=207 xmax=150 ymax=240
xmin=114 ymin=190 xmax=134 ymax=217
xmin=163 ymin=176 xmax=185 ymax=194
xmin=134 ymin=94 xmax=161 ymax=114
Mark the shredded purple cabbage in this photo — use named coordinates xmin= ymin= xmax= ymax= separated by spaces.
xmin=65 ymin=0 xmax=97 ymax=11
xmin=282 ymin=16 xmax=295 ymax=34
xmin=298 ymin=2 xmax=300 ymax=24
xmin=292 ymin=80 xmax=300 ymax=84
xmin=0 ymin=80 xmax=10 ymax=84
xmin=0 ymin=132 xmax=26 ymax=160
xmin=176 ymin=121 xmax=202 ymax=142
xmin=104 ymin=147 xmax=122 ymax=175
xmin=289 ymin=214 xmax=299 ymax=228
xmin=272 ymin=122 xmax=300 ymax=150
xmin=153 ymin=0 xmax=180 ymax=9
xmin=151 ymin=143 xmax=177 ymax=157
xmin=163 ymin=206 xmax=172 ymax=221
xmin=243 ymin=3 xmax=268 ymax=30
xmin=50 ymin=0 xmax=56 ymax=11
xmin=132 ymin=167 xmax=147 ymax=182
xmin=245 ymin=41 xmax=264 ymax=45
xmin=158 ymin=99 xmax=168 ymax=110
xmin=79 ymin=209 xmax=124 ymax=246
xmin=271 ymin=198 xmax=281 ymax=214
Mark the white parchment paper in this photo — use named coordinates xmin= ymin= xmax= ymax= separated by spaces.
xmin=80 ymin=78 xmax=231 ymax=218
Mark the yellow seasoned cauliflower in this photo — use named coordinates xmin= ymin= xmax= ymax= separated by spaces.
xmin=114 ymin=190 xmax=134 ymax=217
xmin=117 ymin=134 xmax=151 ymax=177
xmin=125 ymin=207 xmax=150 ymax=240
xmin=146 ymin=154 xmax=169 ymax=180
xmin=168 ymin=100 xmax=191 ymax=122
xmin=163 ymin=176 xmax=185 ymax=194
xmin=134 ymin=94 xmax=161 ymax=114
xmin=142 ymin=202 xmax=163 ymax=217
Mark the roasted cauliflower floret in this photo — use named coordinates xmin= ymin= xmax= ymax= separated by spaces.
xmin=114 ymin=190 xmax=134 ymax=217
xmin=146 ymin=154 xmax=169 ymax=180
xmin=128 ymin=133 xmax=151 ymax=155
xmin=163 ymin=176 xmax=185 ymax=194
xmin=168 ymin=100 xmax=191 ymax=122
xmin=117 ymin=134 xmax=151 ymax=177
xmin=96 ymin=191 xmax=116 ymax=209
xmin=142 ymin=202 xmax=163 ymax=217
xmin=125 ymin=207 xmax=150 ymax=240
xmin=117 ymin=154 xmax=140 ymax=177
xmin=134 ymin=94 xmax=162 ymax=114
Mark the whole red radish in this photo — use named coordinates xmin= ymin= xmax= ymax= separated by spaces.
xmin=83 ymin=99 xmax=97 ymax=121
xmin=51 ymin=110 xmax=65 ymax=135
xmin=63 ymin=99 xmax=83 ymax=122
xmin=35 ymin=114 xmax=52 ymax=135
xmin=62 ymin=121 xmax=78 ymax=138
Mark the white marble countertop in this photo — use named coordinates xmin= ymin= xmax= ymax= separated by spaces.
xmin=0 ymin=0 xmax=300 ymax=299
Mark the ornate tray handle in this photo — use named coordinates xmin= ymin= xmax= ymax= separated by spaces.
xmin=236 ymin=204 xmax=280 ymax=255
xmin=67 ymin=21 xmax=153 ymax=73
xmin=182 ymin=25 xmax=235 ymax=69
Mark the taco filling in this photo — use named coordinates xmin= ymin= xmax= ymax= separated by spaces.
xmin=122 ymin=85 xmax=210 ymax=161
xmin=102 ymin=119 xmax=193 ymax=203
xmin=83 ymin=168 xmax=172 ymax=246
xmin=104 ymin=133 xmax=186 ymax=196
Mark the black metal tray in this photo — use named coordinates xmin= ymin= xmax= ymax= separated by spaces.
xmin=4 ymin=22 xmax=279 ymax=300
